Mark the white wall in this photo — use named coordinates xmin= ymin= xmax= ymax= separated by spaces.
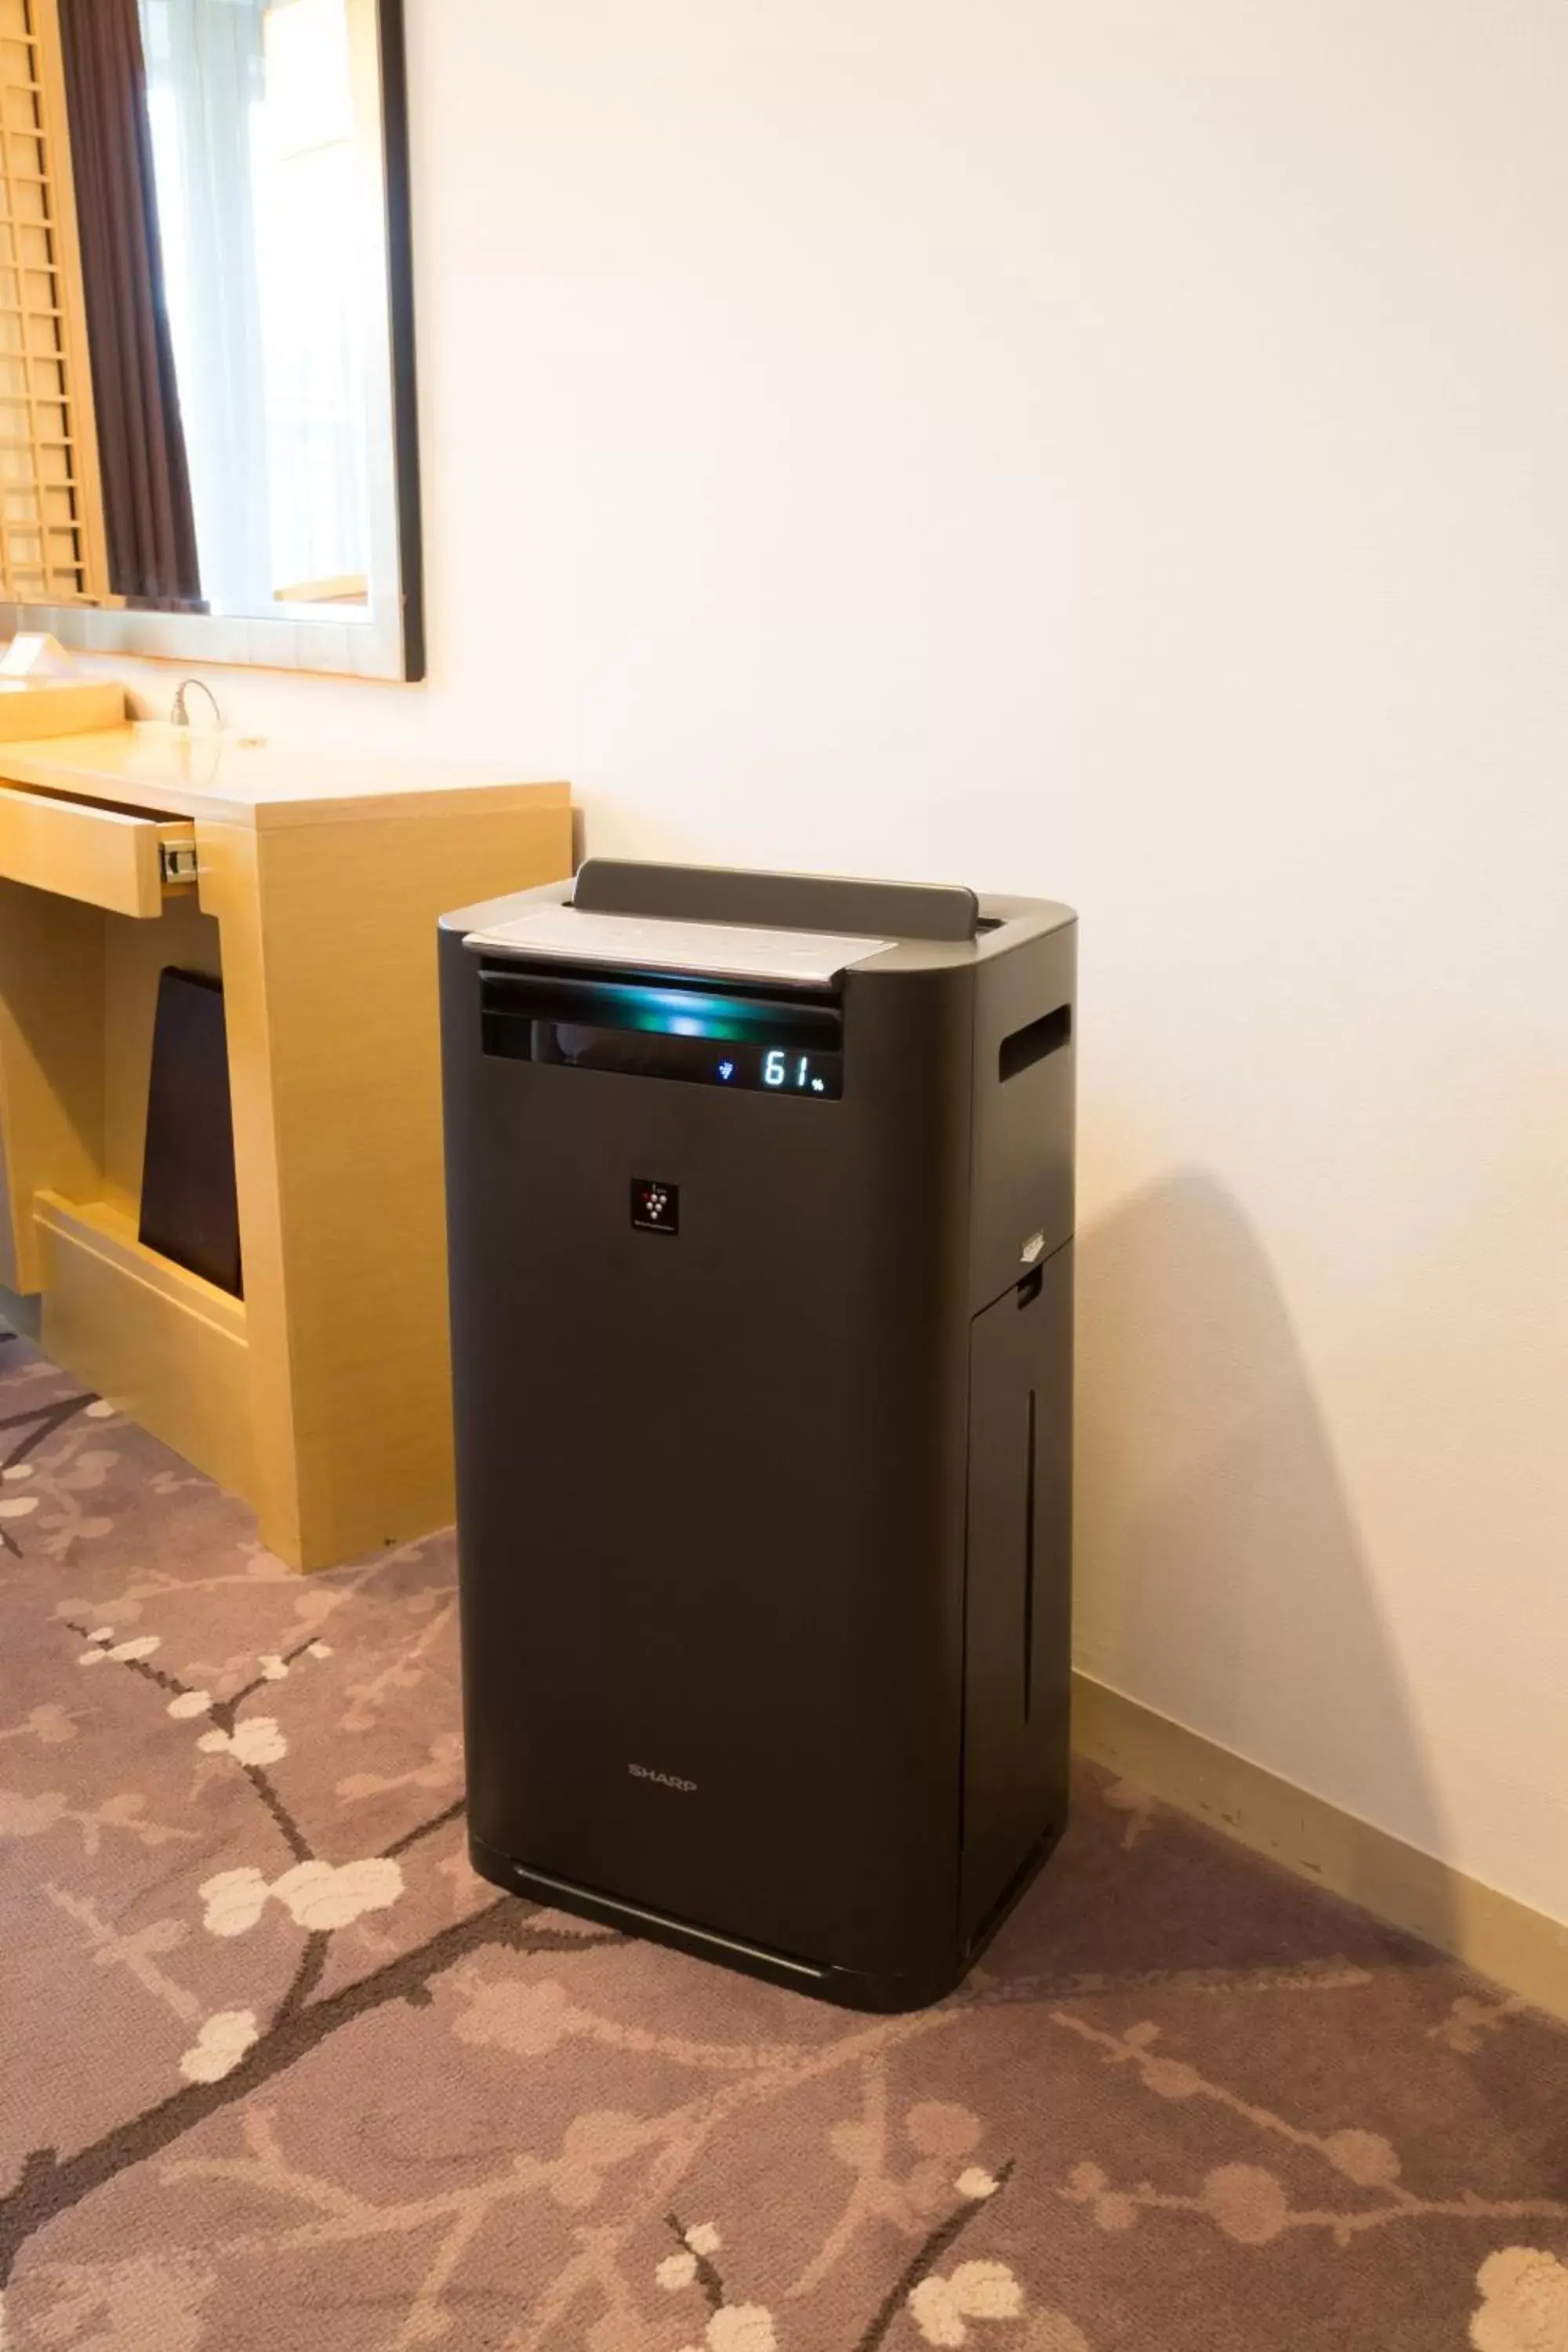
xmin=125 ymin=0 xmax=1568 ymax=1925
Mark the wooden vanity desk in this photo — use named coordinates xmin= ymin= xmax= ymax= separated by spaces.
xmin=0 ymin=703 xmax=572 ymax=1569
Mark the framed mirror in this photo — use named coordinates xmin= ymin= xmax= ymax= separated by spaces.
xmin=0 ymin=0 xmax=421 ymax=680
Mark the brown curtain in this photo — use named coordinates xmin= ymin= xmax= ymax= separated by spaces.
xmin=57 ymin=0 xmax=201 ymax=606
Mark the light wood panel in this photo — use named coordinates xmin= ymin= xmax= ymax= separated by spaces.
xmin=0 ymin=867 xmax=100 ymax=1288
xmin=36 ymin=1188 xmax=252 ymax=1504
xmin=1073 ymin=1672 xmax=1568 ymax=2024
xmin=218 ymin=795 xmax=572 ymax=1566
xmin=190 ymin=818 xmax=299 ymax=1559
xmin=0 ymin=680 xmax=125 ymax=739
xmin=0 ymin=780 xmax=194 ymax=915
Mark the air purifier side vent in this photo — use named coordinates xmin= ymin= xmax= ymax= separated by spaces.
xmin=959 ymin=1242 xmax=1074 ymax=1945
xmin=999 ymin=1002 xmax=1072 ymax=1082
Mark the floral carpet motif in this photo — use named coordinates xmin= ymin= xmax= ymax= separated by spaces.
xmin=0 ymin=1333 xmax=1564 ymax=2350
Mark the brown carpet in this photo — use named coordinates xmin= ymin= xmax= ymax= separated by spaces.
xmin=1 ymin=1336 xmax=1565 ymax=2352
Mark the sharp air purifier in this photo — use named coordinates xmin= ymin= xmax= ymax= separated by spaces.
xmin=439 ymin=859 xmax=1076 ymax=2011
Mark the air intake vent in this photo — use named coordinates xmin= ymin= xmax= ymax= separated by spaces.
xmin=999 ymin=1004 xmax=1072 ymax=1082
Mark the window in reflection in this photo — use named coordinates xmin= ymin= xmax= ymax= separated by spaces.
xmin=0 ymin=0 xmax=417 ymax=672
xmin=139 ymin=0 xmax=370 ymax=615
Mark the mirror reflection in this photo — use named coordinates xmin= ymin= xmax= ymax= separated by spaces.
xmin=0 ymin=0 xmax=416 ymax=672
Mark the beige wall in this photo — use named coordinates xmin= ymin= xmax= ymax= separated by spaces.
xmin=111 ymin=3 xmax=1568 ymax=1924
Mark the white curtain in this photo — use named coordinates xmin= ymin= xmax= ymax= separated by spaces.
xmin=139 ymin=0 xmax=272 ymax=612
xmin=251 ymin=0 xmax=369 ymax=597
xmin=137 ymin=0 xmax=369 ymax=614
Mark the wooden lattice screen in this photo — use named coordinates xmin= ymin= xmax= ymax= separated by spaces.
xmin=0 ymin=0 xmax=107 ymax=603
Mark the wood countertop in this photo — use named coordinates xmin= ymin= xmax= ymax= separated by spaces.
xmin=0 ymin=721 xmax=568 ymax=831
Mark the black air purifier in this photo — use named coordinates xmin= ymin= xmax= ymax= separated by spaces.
xmin=438 ymin=860 xmax=1076 ymax=2011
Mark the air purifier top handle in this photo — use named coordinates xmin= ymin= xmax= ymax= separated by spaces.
xmin=572 ymin=858 xmax=980 ymax=943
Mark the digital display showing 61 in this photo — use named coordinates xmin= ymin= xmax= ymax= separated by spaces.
xmin=518 ymin=1026 xmax=844 ymax=1098
xmin=750 ymin=1049 xmax=827 ymax=1094
xmin=702 ymin=1040 xmax=841 ymax=1096
xmin=481 ymin=974 xmax=844 ymax=1098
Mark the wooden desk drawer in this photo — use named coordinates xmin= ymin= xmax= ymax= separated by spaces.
xmin=0 ymin=783 xmax=194 ymax=916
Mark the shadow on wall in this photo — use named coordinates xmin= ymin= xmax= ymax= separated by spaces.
xmin=1073 ymin=1167 xmax=1450 ymax=1947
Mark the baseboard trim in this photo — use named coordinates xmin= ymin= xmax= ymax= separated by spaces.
xmin=1072 ymin=1671 xmax=1568 ymax=2026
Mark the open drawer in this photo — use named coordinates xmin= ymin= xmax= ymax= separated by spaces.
xmin=0 ymin=782 xmax=196 ymax=916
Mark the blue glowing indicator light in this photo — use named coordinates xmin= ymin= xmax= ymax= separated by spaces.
xmin=608 ymin=984 xmax=784 ymax=1042
xmin=717 ymin=1059 xmax=735 ymax=1081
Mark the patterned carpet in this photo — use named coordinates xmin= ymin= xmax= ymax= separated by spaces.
xmin=1 ymin=1335 xmax=1566 ymax=2352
